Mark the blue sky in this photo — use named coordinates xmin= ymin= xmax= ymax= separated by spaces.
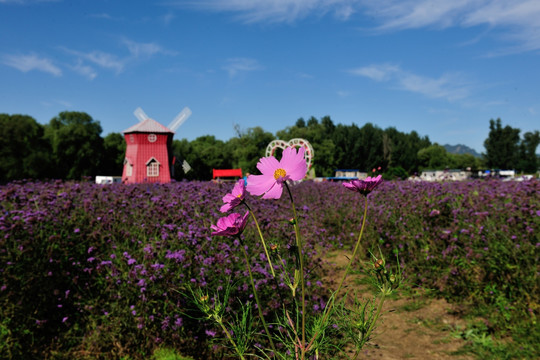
xmin=1 ymin=0 xmax=539 ymax=154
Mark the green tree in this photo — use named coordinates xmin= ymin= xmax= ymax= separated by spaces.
xmin=295 ymin=117 xmax=306 ymax=128
xmin=383 ymin=166 xmax=408 ymax=180
xmin=321 ymin=115 xmax=335 ymax=134
xmin=417 ymin=144 xmax=451 ymax=170
xmin=356 ymin=123 xmax=385 ymax=171
xmin=0 ymin=114 xmax=52 ymax=182
xmin=307 ymin=116 xmax=318 ymax=127
xmin=331 ymin=123 xmax=361 ymax=170
xmin=518 ymin=131 xmax=540 ymax=173
xmin=226 ymin=126 xmax=275 ymax=175
xmin=448 ymin=153 xmax=484 ymax=170
xmin=483 ymin=118 xmax=520 ymax=169
xmin=382 ymin=127 xmax=431 ymax=175
xmin=44 ymin=111 xmax=104 ymax=180
xmin=101 ymin=132 xmax=126 ymax=176
xmin=174 ymin=135 xmax=232 ymax=180
xmin=276 ymin=115 xmax=338 ymax=177
xmin=171 ymin=138 xmax=194 ymax=181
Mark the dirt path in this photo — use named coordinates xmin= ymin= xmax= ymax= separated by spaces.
xmin=323 ymin=250 xmax=474 ymax=360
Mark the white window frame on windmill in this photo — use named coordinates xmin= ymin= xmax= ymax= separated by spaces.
xmin=146 ymin=157 xmax=160 ymax=177
xmin=124 ymin=158 xmax=133 ymax=177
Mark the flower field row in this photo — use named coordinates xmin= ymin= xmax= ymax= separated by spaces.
xmin=0 ymin=178 xmax=538 ymax=358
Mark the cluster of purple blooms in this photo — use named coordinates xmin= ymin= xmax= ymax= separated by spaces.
xmin=0 ymin=167 xmax=538 ymax=358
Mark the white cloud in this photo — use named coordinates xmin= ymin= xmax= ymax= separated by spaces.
xmin=62 ymin=48 xmax=125 ymax=73
xmin=71 ymin=60 xmax=97 ymax=80
xmin=62 ymin=39 xmax=173 ymax=79
xmin=173 ymin=0 xmax=359 ymax=23
xmin=123 ymin=39 xmax=171 ymax=58
xmin=54 ymin=99 xmax=73 ymax=108
xmin=296 ymin=72 xmax=313 ymax=79
xmin=349 ymin=63 xmax=399 ymax=81
xmin=362 ymin=0 xmax=540 ymax=53
xmin=0 ymin=0 xmax=60 ymax=3
xmin=350 ymin=63 xmax=471 ymax=101
xmin=162 ymin=12 xmax=175 ymax=25
xmin=398 ymin=71 xmax=470 ymax=101
xmin=40 ymin=99 xmax=73 ymax=108
xmin=222 ymin=57 xmax=262 ymax=77
xmin=1 ymin=53 xmax=62 ymax=76
xmin=88 ymin=13 xmax=114 ymax=20
xmin=173 ymin=0 xmax=540 ymax=52
xmin=82 ymin=51 xmax=125 ymax=72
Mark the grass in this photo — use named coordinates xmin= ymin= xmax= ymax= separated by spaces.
xmin=152 ymin=348 xmax=195 ymax=360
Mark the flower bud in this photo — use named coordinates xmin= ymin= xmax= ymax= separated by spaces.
xmin=374 ymin=258 xmax=384 ymax=270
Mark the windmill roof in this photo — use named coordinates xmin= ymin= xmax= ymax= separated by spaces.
xmin=123 ymin=118 xmax=174 ymax=134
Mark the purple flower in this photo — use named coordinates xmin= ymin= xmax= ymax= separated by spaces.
xmin=174 ymin=317 xmax=183 ymax=327
xmin=343 ymin=175 xmax=383 ymax=196
xmin=220 ymin=179 xmax=246 ymax=213
xmin=211 ymin=211 xmax=249 ymax=237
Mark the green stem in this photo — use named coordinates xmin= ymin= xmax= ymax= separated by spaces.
xmin=239 ymin=238 xmax=277 ymax=354
xmin=244 ymin=202 xmax=276 ymax=278
xmin=349 ymin=292 xmax=386 ymax=360
xmin=284 ymin=182 xmax=306 ymax=359
xmin=216 ymin=318 xmax=245 ymax=360
xmin=334 ymin=196 xmax=369 ymax=296
xmin=307 ymin=196 xmax=369 ymax=348
xmin=364 ymin=289 xmax=386 ymax=345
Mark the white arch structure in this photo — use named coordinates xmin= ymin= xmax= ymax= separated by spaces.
xmin=265 ymin=138 xmax=314 ymax=170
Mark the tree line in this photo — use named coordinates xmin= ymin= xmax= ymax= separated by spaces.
xmin=0 ymin=112 xmax=538 ymax=183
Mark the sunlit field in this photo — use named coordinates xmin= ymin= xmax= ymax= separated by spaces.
xmin=1 ymin=179 xmax=538 ymax=359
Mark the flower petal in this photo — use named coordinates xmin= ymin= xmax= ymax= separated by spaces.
xmin=342 ymin=181 xmax=356 ymax=191
xmin=222 ymin=193 xmax=236 ymax=203
xmin=256 ymin=156 xmax=280 ymax=175
xmin=246 ymin=174 xmax=275 ymax=196
xmin=232 ymin=179 xmax=245 ymax=197
xmin=219 ymin=202 xmax=233 ymax=213
xmin=281 ymin=147 xmax=307 ymax=181
xmin=262 ymin=182 xmax=283 ymax=199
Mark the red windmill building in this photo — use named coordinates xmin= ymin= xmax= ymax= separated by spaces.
xmin=122 ymin=107 xmax=191 ymax=184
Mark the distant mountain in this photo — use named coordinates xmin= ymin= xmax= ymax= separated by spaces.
xmin=443 ymin=144 xmax=481 ymax=158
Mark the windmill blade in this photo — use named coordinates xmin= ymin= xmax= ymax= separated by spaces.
xmin=134 ymin=107 xmax=150 ymax=122
xmin=182 ymin=160 xmax=192 ymax=174
xmin=168 ymin=107 xmax=192 ymax=132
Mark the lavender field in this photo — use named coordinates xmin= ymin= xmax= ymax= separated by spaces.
xmin=1 ymin=179 xmax=538 ymax=359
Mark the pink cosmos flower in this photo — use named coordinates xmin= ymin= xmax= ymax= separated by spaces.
xmin=246 ymin=147 xmax=307 ymax=199
xmin=220 ymin=179 xmax=246 ymax=213
xmin=343 ymin=175 xmax=383 ymax=196
xmin=211 ymin=211 xmax=250 ymax=237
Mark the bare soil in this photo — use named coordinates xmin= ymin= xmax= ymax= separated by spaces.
xmin=323 ymin=250 xmax=475 ymax=360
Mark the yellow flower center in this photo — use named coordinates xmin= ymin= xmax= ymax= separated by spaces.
xmin=236 ymin=194 xmax=242 ymax=198
xmin=273 ymin=168 xmax=287 ymax=180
